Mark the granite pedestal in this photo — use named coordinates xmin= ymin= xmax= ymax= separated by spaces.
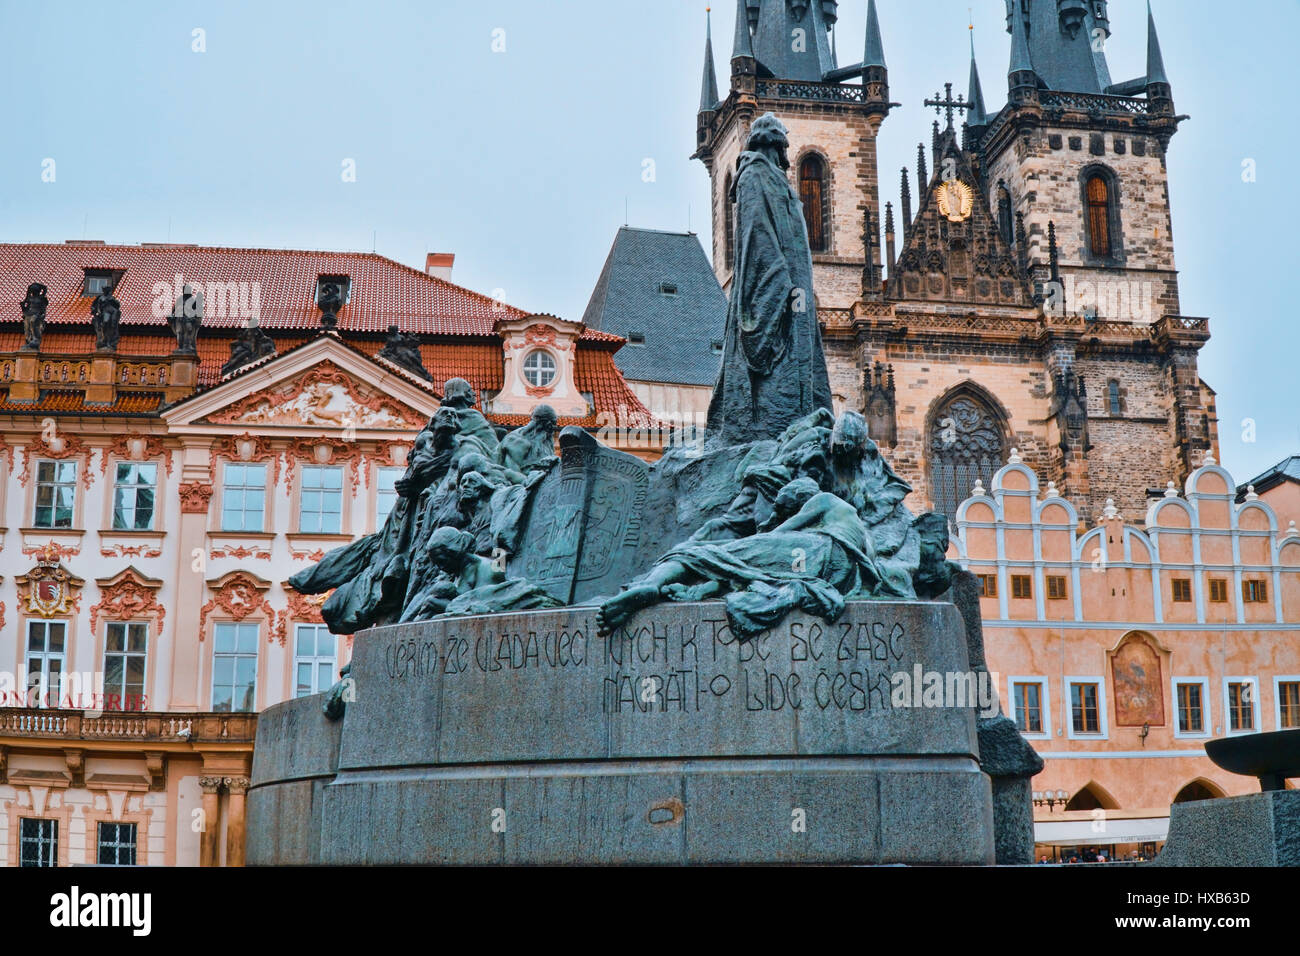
xmin=248 ymin=600 xmax=998 ymax=865
xmin=1154 ymin=790 xmax=1300 ymax=867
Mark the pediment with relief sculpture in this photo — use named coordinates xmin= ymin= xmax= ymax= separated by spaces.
xmin=203 ymin=362 xmax=425 ymax=429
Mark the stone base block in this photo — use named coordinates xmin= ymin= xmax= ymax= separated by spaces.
xmin=304 ymin=757 xmax=993 ymax=865
xmin=248 ymin=601 xmax=1001 ymax=865
xmin=1154 ymin=790 xmax=1300 ymax=867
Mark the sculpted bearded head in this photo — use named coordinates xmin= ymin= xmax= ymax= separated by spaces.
xmin=432 ymin=406 xmax=460 ymax=438
xmin=442 ymin=378 xmax=476 ymax=409
xmin=528 ymin=404 xmax=558 ymax=435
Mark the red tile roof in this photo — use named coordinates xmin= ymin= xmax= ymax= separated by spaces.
xmin=0 ymin=242 xmax=648 ymax=428
xmin=0 ymin=389 xmax=162 ymax=415
xmin=0 ymin=242 xmax=544 ymax=335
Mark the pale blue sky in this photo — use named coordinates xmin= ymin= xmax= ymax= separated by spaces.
xmin=1 ymin=0 xmax=1294 ymax=483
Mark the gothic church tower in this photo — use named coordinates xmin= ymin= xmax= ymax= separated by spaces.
xmin=693 ymin=0 xmax=1218 ymax=524
xmin=694 ymin=0 xmax=894 ymax=408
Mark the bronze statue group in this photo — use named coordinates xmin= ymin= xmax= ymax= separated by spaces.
xmin=293 ymin=113 xmax=956 ymax=643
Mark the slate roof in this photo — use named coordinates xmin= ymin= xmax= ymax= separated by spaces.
xmin=1237 ymin=456 xmax=1300 ymax=500
xmin=746 ymin=0 xmax=837 ymax=82
xmin=1012 ymin=0 xmax=1113 ymax=94
xmin=581 ymin=227 xmax=726 ymax=388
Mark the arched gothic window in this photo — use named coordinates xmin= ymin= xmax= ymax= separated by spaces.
xmin=1064 ymin=782 xmax=1119 ymax=812
xmin=997 ymin=185 xmax=1015 ymax=247
xmin=928 ymin=388 xmax=1008 ymax=525
xmin=1085 ymin=171 xmax=1115 ymax=259
xmin=1173 ymin=780 xmax=1223 ymax=804
xmin=798 ymin=153 xmax=829 ymax=253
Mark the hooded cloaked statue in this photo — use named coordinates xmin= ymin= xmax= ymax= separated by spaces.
xmin=706 ymin=112 xmax=834 ymax=447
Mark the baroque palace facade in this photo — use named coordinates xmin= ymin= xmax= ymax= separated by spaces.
xmin=0 ymin=242 xmax=651 ymax=866
xmin=692 ymin=0 xmax=1298 ymax=854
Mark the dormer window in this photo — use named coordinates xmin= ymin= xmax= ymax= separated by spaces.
xmin=523 ymin=349 xmax=557 ymax=388
xmin=658 ymin=282 xmax=678 ymax=297
xmin=711 ymin=340 xmax=723 ymax=353
xmin=83 ymin=269 xmax=122 ymax=297
xmin=315 ymin=275 xmax=351 ymax=306
xmin=628 ymin=332 xmax=646 ymax=345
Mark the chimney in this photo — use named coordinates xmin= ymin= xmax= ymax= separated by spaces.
xmin=425 ymin=253 xmax=455 ymax=282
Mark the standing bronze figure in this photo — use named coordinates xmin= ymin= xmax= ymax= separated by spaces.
xmin=706 ymin=112 xmax=833 ymax=447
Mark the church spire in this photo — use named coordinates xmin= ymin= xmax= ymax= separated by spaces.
xmin=731 ymin=0 xmax=754 ymax=63
xmin=1146 ymin=1 xmax=1169 ymax=87
xmin=861 ymin=0 xmax=891 ymax=119
xmin=699 ymin=8 xmax=720 ymax=113
xmin=1145 ymin=1 xmax=1174 ymax=117
xmin=967 ymin=28 xmax=987 ymax=126
xmin=863 ymin=0 xmax=886 ymax=70
xmin=900 ymin=167 xmax=911 ymax=246
xmin=1008 ymin=4 xmax=1038 ymax=105
xmin=1008 ymin=3 xmax=1032 ymax=75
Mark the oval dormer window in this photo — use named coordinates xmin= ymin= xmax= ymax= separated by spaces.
xmin=523 ymin=349 xmax=557 ymax=388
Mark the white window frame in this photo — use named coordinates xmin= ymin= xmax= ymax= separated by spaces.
xmin=33 ymin=458 xmax=77 ymax=529
xmin=221 ymin=462 xmax=267 ymax=532
xmin=25 ymin=620 xmax=67 ymax=709
xmin=111 ymin=461 xmax=158 ymax=531
xmin=1065 ymin=676 xmax=1109 ymax=740
xmin=294 ymin=623 xmax=337 ymax=699
xmin=211 ymin=622 xmax=259 ymax=713
xmin=1007 ymin=676 xmax=1051 ymax=739
xmin=375 ymin=466 xmax=403 ymax=528
xmin=103 ymin=621 xmax=149 ymax=712
xmin=299 ymin=464 xmax=343 ymax=534
xmin=1272 ymin=675 xmax=1300 ymax=732
xmin=522 ymin=349 xmax=557 ymax=388
xmin=1170 ymin=677 xmax=1212 ymax=739
xmin=1222 ymin=676 xmax=1260 ymax=735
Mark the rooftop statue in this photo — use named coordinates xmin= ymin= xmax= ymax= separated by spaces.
xmin=169 ymin=284 xmax=203 ymax=355
xmin=377 ymin=323 xmax=432 ymax=381
xmin=317 ymin=282 xmax=343 ymax=330
xmin=20 ymin=282 xmax=48 ymax=351
xmin=91 ymin=286 xmax=122 ymax=351
xmin=706 ymin=112 xmax=833 ymax=447
xmin=221 ymin=321 xmax=275 ymax=377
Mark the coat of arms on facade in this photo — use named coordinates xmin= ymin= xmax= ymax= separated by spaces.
xmin=17 ymin=558 xmax=84 ymax=618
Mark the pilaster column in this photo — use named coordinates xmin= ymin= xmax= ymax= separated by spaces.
xmin=224 ymin=777 xmax=249 ymax=868
xmin=199 ymin=776 xmax=222 ymax=867
xmin=170 ymin=440 xmax=215 ymax=709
